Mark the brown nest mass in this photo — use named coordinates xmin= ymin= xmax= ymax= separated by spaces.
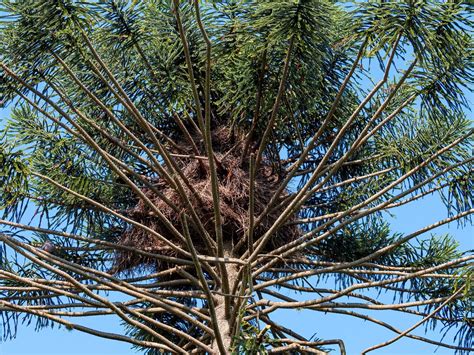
xmin=113 ymin=126 xmax=300 ymax=274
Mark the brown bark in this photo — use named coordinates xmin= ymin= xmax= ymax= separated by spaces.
xmin=212 ymin=242 xmax=240 ymax=354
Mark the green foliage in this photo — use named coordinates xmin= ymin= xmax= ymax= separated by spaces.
xmin=232 ymin=322 xmax=270 ymax=354
xmin=0 ymin=143 xmax=29 ymax=217
xmin=0 ymin=0 xmax=472 ymax=353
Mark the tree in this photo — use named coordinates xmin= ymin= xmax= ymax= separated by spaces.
xmin=0 ymin=0 xmax=472 ymax=353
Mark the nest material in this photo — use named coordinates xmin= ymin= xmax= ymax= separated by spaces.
xmin=113 ymin=126 xmax=300 ymax=274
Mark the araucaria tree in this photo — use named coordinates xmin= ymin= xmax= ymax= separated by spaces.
xmin=0 ymin=0 xmax=472 ymax=354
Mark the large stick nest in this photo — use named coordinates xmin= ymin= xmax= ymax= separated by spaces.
xmin=112 ymin=126 xmax=300 ymax=274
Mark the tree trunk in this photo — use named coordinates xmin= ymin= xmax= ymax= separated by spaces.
xmin=212 ymin=242 xmax=239 ymax=354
